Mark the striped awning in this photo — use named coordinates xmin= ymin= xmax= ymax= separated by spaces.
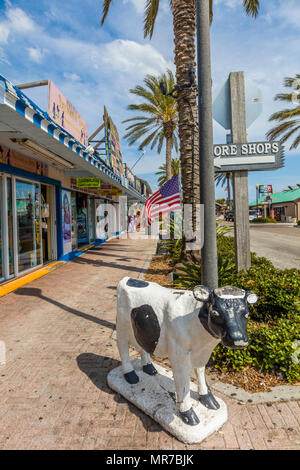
xmin=0 ymin=73 xmax=122 ymax=184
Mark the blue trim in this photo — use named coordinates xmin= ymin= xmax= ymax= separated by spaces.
xmin=60 ymin=239 xmax=107 ymax=262
xmin=59 ymin=235 xmax=120 ymax=262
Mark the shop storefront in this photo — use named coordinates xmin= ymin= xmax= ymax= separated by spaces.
xmin=0 ymin=156 xmax=59 ymax=284
xmin=61 ymin=187 xmax=96 ymax=259
xmin=0 ymin=73 xmax=148 ymax=284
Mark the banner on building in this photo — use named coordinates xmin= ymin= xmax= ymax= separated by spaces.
xmin=104 ymin=106 xmax=124 ymax=177
xmin=76 ymin=177 xmax=101 ymax=188
xmin=48 ymin=81 xmax=88 ymax=146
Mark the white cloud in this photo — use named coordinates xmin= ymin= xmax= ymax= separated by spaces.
xmin=214 ymin=0 xmax=240 ymax=9
xmin=0 ymin=22 xmax=9 ymax=44
xmin=6 ymin=7 xmax=36 ymax=32
xmin=270 ymin=0 xmax=300 ymax=27
xmin=0 ymin=7 xmax=39 ymax=45
xmin=63 ymin=72 xmax=81 ymax=81
xmin=122 ymin=0 xmax=144 ymax=14
xmin=101 ymin=39 xmax=172 ymax=76
xmin=27 ymin=47 xmax=47 ymax=63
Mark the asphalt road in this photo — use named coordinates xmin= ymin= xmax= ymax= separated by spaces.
xmin=226 ymin=223 xmax=300 ymax=270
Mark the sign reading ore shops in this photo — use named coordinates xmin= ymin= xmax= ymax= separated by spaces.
xmin=214 ymin=141 xmax=284 ymax=172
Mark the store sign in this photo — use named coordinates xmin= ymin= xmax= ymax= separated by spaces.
xmin=125 ymin=164 xmax=135 ymax=187
xmin=104 ymin=106 xmax=124 ymax=177
xmin=214 ymin=141 xmax=284 ymax=172
xmin=76 ymin=177 xmax=101 ymax=188
xmin=96 ymin=188 xmax=122 ymax=197
xmin=0 ymin=145 xmax=48 ymax=175
xmin=259 ymin=184 xmax=273 ymax=194
xmin=48 ymin=81 xmax=88 ymax=146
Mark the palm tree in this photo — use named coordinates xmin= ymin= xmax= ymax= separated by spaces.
xmin=267 ymin=75 xmax=300 ymax=150
xmin=215 ymin=172 xmax=232 ymax=208
xmin=101 ymin=0 xmax=260 ymax=261
xmin=155 ymin=157 xmax=181 ymax=186
xmin=123 ymin=70 xmax=178 ymax=181
xmin=101 ymin=1 xmax=260 ymax=201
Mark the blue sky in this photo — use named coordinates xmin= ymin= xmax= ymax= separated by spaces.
xmin=0 ymin=0 xmax=299 ymax=201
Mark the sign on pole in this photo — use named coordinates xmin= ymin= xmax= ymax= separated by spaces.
xmin=259 ymin=184 xmax=273 ymax=194
xmin=214 ymin=141 xmax=284 ymax=172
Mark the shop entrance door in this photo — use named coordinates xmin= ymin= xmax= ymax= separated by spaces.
xmin=41 ymin=184 xmax=52 ymax=263
xmin=16 ymin=179 xmax=42 ymax=273
xmin=76 ymin=193 xmax=88 ymax=246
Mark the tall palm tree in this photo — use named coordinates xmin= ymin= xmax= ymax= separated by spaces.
xmin=155 ymin=157 xmax=181 ymax=186
xmin=101 ymin=0 xmax=260 ymax=258
xmin=123 ymin=70 xmax=178 ymax=181
xmin=267 ymin=75 xmax=300 ymax=150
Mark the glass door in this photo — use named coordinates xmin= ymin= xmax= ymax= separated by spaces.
xmin=16 ymin=179 xmax=42 ymax=273
xmin=6 ymin=178 xmax=14 ymax=277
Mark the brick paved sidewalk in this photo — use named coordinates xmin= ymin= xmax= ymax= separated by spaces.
xmin=0 ymin=237 xmax=299 ymax=450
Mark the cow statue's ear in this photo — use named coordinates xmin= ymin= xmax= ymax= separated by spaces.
xmin=193 ymin=285 xmax=211 ymax=302
xmin=246 ymin=291 xmax=258 ymax=305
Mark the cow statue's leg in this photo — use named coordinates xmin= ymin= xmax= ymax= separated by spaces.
xmin=140 ymin=350 xmax=157 ymax=376
xmin=195 ymin=367 xmax=220 ymax=410
xmin=116 ymin=330 xmax=139 ymax=385
xmin=169 ymin=342 xmax=199 ymax=426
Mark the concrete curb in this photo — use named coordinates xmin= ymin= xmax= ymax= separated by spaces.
xmin=207 ymin=376 xmax=300 ymax=404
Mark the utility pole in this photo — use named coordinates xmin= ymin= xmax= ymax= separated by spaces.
xmin=230 ymin=72 xmax=251 ymax=271
xmin=196 ymin=0 xmax=218 ymax=289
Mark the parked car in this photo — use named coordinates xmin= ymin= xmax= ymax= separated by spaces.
xmin=249 ymin=210 xmax=261 ymax=221
xmin=225 ymin=210 xmax=234 ymax=222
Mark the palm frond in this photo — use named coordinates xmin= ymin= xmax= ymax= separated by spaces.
xmin=144 ymin=0 xmax=160 ymax=39
xmin=243 ymin=0 xmax=260 ymax=17
xmin=101 ymin=0 xmax=113 ymax=25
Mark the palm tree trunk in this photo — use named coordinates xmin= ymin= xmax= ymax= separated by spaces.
xmin=172 ymin=0 xmax=200 ymax=260
xmin=226 ymin=172 xmax=231 ymax=208
xmin=165 ymin=135 xmax=173 ymax=181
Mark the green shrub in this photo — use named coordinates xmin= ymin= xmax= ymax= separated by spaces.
xmin=252 ymin=217 xmax=277 ymax=223
xmin=212 ymin=317 xmax=300 ymax=383
xmin=297 ymin=220 xmax=300 ymax=226
xmin=172 ymin=234 xmax=300 ymax=383
xmin=228 ymin=265 xmax=300 ymax=322
xmin=175 ymin=254 xmax=235 ymax=289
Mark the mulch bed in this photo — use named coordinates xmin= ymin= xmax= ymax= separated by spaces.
xmin=144 ymin=252 xmax=294 ymax=394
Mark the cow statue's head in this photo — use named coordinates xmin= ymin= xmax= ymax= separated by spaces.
xmin=194 ymin=285 xmax=258 ymax=349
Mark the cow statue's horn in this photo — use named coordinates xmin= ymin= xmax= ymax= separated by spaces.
xmin=193 ymin=285 xmax=212 ymax=302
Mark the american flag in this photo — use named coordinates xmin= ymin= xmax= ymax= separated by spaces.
xmin=143 ymin=174 xmax=181 ymax=226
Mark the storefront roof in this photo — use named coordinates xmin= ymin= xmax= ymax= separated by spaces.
xmin=0 ymin=73 xmax=146 ymax=201
xmin=249 ymin=187 xmax=300 ymax=206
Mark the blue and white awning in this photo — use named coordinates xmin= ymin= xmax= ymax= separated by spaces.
xmin=0 ymin=73 xmax=122 ymax=184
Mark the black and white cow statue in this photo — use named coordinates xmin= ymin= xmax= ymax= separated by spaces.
xmin=116 ymin=277 xmax=258 ymax=426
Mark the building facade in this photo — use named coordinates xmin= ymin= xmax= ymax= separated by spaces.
xmin=0 ymin=74 xmax=147 ymax=284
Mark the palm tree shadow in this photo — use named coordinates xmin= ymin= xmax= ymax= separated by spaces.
xmin=15 ymin=287 xmax=115 ymax=330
